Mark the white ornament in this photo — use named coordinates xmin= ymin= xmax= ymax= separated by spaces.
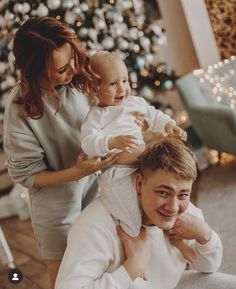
xmin=0 ymin=62 xmax=7 ymax=74
xmin=65 ymin=11 xmax=77 ymax=25
xmin=78 ymin=27 xmax=88 ymax=38
xmin=47 ymin=0 xmax=61 ymax=10
xmin=129 ymin=27 xmax=139 ymax=40
xmin=129 ymin=71 xmax=138 ymax=83
xmin=139 ymin=36 xmax=151 ymax=52
xmin=102 ymin=37 xmax=115 ymax=50
xmin=62 ymin=0 xmax=76 ymax=9
xmin=118 ymin=38 xmax=129 ymax=50
xmin=4 ymin=11 xmax=14 ymax=21
xmin=80 ymin=3 xmax=89 ymax=12
xmin=13 ymin=3 xmax=24 ymax=14
xmin=150 ymin=24 xmax=163 ymax=36
xmin=145 ymin=54 xmax=154 ymax=64
xmin=122 ymin=0 xmax=133 ymax=10
xmin=0 ymin=16 xmax=7 ymax=28
xmin=37 ymin=4 xmax=49 ymax=17
xmin=88 ymin=28 xmax=98 ymax=42
xmin=22 ymin=2 xmax=31 ymax=14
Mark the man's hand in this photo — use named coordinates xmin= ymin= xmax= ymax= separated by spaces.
xmin=165 ymin=121 xmax=187 ymax=141
xmin=168 ymin=212 xmax=212 ymax=245
xmin=108 ymin=135 xmax=138 ymax=151
xmin=117 ymin=226 xmax=151 ymax=281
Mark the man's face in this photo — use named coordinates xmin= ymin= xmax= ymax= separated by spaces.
xmin=136 ymin=169 xmax=193 ymax=230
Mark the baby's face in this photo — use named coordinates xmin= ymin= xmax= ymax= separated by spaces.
xmin=97 ymin=59 xmax=131 ymax=107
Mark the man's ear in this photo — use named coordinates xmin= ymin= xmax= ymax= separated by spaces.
xmin=135 ymin=173 xmax=144 ymax=195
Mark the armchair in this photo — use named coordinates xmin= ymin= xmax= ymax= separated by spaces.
xmin=176 ymin=74 xmax=236 ymax=155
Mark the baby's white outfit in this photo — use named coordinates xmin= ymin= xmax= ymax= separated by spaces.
xmin=81 ymin=96 xmax=173 ymax=236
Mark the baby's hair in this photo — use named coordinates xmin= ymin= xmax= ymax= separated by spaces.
xmin=89 ymin=50 xmax=123 ymax=74
xmin=138 ymin=136 xmax=197 ymax=181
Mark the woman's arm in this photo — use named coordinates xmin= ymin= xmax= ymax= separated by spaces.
xmin=33 ymin=153 xmax=118 ymax=188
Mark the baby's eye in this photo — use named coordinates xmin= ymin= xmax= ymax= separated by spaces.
xmin=109 ymin=82 xmax=116 ymax=86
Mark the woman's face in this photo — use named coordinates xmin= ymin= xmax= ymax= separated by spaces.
xmin=51 ymin=43 xmax=76 ymax=86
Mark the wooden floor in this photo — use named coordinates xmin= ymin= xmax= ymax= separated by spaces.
xmin=0 ymin=217 xmax=50 ymax=289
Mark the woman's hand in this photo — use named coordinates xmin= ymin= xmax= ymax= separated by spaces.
xmin=74 ymin=152 xmax=119 ymax=179
xmin=117 ymin=226 xmax=151 ymax=281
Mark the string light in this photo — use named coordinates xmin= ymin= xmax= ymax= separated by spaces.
xmin=193 ymin=56 xmax=236 ymax=109
xmin=154 ymin=80 xmax=160 ymax=86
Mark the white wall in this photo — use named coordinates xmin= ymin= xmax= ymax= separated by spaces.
xmin=157 ymin=0 xmax=220 ymax=75
xmin=181 ymin=0 xmax=220 ymax=68
xmin=157 ymin=0 xmax=199 ymax=76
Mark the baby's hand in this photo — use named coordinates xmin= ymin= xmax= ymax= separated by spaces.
xmin=108 ymin=135 xmax=138 ymax=151
xmin=165 ymin=121 xmax=187 ymax=141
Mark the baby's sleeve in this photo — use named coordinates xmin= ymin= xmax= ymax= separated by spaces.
xmin=138 ymin=97 xmax=173 ymax=133
xmin=81 ymin=108 xmax=113 ymax=157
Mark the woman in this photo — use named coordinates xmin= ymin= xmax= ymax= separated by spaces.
xmin=3 ymin=17 xmax=118 ymax=287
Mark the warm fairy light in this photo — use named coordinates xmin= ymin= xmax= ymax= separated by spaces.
xmin=208 ymin=150 xmax=219 ymax=165
xmin=132 ymin=83 xmax=138 ymax=89
xmin=56 ymin=15 xmax=61 ymax=20
xmin=154 ymin=80 xmax=160 ymax=86
xmin=140 ymin=69 xmax=148 ymax=77
xmin=76 ymin=21 xmax=82 ymax=27
xmin=195 ymin=56 xmax=236 ymax=109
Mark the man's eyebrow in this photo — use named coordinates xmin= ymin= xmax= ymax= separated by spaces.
xmin=155 ymin=185 xmax=190 ymax=192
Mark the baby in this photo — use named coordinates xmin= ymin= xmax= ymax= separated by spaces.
xmin=81 ymin=51 xmax=195 ymax=263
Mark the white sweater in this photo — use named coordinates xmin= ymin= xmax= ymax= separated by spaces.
xmin=55 ymin=199 xmax=222 ymax=289
xmin=81 ymin=96 xmax=173 ymax=157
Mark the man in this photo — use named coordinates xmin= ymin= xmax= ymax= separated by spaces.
xmin=55 ymin=137 xmax=223 ymax=289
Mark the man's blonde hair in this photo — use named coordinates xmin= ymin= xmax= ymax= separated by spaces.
xmin=138 ymin=136 xmax=197 ymax=181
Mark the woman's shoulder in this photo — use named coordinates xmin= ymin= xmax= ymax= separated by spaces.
xmin=4 ymin=82 xmax=23 ymax=112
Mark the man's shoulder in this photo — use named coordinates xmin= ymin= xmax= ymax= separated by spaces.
xmin=187 ymin=202 xmax=203 ymax=219
xmin=71 ymin=198 xmax=117 ymax=234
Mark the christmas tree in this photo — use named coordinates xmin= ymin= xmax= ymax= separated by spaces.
xmin=0 ymin=0 xmax=177 ymax=149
